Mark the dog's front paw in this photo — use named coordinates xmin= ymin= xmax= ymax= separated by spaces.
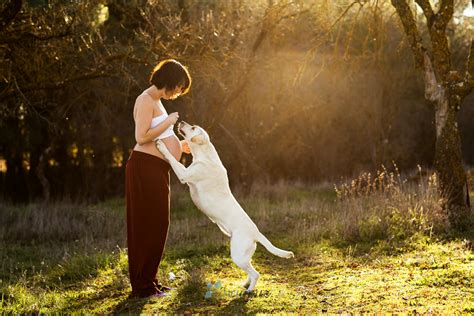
xmin=155 ymin=140 xmax=168 ymax=155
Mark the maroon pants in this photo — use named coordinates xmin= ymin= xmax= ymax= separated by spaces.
xmin=125 ymin=150 xmax=171 ymax=298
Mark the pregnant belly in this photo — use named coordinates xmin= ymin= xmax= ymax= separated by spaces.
xmin=161 ymin=134 xmax=182 ymax=160
xmin=134 ymin=134 xmax=182 ymax=161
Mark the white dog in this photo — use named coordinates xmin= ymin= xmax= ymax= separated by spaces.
xmin=156 ymin=121 xmax=294 ymax=292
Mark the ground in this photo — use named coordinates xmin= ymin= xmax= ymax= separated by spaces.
xmin=1 ymin=183 xmax=473 ymax=313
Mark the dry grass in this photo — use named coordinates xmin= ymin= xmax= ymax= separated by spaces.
xmin=0 ymin=165 xmax=450 ymax=250
xmin=333 ymin=164 xmax=449 ymax=244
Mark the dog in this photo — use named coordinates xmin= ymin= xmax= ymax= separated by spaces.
xmin=156 ymin=121 xmax=294 ymax=292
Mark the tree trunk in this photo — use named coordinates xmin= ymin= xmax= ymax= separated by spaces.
xmin=434 ymin=96 xmax=471 ymax=230
xmin=423 ymin=53 xmax=471 ymax=230
xmin=390 ymin=0 xmax=472 ymax=230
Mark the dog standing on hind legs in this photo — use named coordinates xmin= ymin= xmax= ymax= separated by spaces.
xmin=156 ymin=121 xmax=294 ymax=292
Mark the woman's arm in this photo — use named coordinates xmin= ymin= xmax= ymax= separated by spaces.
xmin=134 ymin=95 xmax=179 ymax=145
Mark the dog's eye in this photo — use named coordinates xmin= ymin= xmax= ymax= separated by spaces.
xmin=192 ymin=127 xmax=195 ymax=130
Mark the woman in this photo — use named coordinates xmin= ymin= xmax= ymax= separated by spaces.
xmin=125 ymin=59 xmax=192 ymax=298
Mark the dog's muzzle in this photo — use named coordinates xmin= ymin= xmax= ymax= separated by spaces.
xmin=177 ymin=121 xmax=187 ymax=137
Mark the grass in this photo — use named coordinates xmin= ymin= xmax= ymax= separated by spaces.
xmin=1 ymin=170 xmax=473 ymax=313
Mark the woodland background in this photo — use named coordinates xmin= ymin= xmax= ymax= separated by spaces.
xmin=1 ymin=1 xmax=473 ymax=313
xmin=1 ymin=0 xmax=473 ymax=203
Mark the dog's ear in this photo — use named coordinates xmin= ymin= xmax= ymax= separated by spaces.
xmin=190 ymin=134 xmax=205 ymax=145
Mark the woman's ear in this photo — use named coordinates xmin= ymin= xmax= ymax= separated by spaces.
xmin=190 ymin=134 xmax=205 ymax=145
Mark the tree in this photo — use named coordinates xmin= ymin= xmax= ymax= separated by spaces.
xmin=391 ymin=0 xmax=472 ymax=229
xmin=0 ymin=0 xmax=129 ymax=202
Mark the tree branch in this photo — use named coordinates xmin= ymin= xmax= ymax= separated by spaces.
xmin=391 ymin=0 xmax=426 ymax=68
xmin=436 ymin=0 xmax=454 ymax=30
xmin=427 ymin=0 xmax=453 ymax=81
xmin=0 ymin=70 xmax=109 ymax=102
xmin=207 ymin=1 xmax=292 ymax=131
xmin=0 ymin=13 xmax=76 ymax=44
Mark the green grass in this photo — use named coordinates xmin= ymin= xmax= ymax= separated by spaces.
xmin=1 ymin=183 xmax=473 ymax=313
xmin=2 ymin=236 xmax=472 ymax=313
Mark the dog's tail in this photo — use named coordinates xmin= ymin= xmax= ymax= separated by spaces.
xmin=256 ymin=232 xmax=294 ymax=258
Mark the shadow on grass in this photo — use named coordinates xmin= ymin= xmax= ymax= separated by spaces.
xmin=219 ymin=294 xmax=252 ymax=314
xmin=0 ymin=243 xmax=120 ymax=288
xmin=160 ymin=250 xmax=251 ymax=313
xmin=172 ymin=266 xmax=209 ymax=313
xmin=55 ymin=290 xmax=137 ymax=314
xmin=171 ymin=269 xmax=252 ymax=314
xmin=41 ymin=251 xmax=119 ymax=289
xmin=110 ymin=295 xmax=149 ymax=314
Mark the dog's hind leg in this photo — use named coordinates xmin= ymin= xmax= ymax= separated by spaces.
xmin=244 ymin=262 xmax=260 ymax=292
xmin=242 ymin=276 xmax=251 ymax=288
xmin=230 ymin=235 xmax=259 ymax=292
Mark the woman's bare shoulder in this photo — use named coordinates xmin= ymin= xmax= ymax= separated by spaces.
xmin=134 ymin=92 xmax=154 ymax=111
xmin=133 ymin=93 xmax=156 ymax=121
xmin=136 ymin=92 xmax=155 ymax=106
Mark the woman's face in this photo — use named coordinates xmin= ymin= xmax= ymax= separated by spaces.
xmin=164 ymin=85 xmax=184 ymax=100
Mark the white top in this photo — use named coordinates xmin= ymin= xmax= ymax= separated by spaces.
xmin=147 ymin=95 xmax=175 ymax=140
xmin=151 ymin=113 xmax=175 ymax=140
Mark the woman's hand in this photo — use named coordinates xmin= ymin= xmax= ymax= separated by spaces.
xmin=181 ymin=140 xmax=191 ymax=154
xmin=167 ymin=112 xmax=179 ymax=125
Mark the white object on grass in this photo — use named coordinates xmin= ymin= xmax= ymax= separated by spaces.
xmin=168 ymin=272 xmax=176 ymax=280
